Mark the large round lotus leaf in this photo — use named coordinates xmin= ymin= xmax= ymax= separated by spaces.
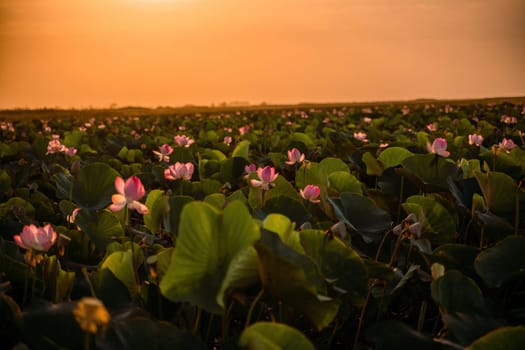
xmin=295 ymin=162 xmax=323 ymax=190
xmin=474 ymin=235 xmax=525 ymax=288
xmin=366 ymin=320 xmax=441 ymax=350
xmin=300 ymin=229 xmax=368 ymax=306
xmin=262 ymin=196 xmax=310 ymax=227
xmin=431 ymin=270 xmax=485 ymax=315
xmin=328 ymin=192 xmax=392 ymax=243
xmin=362 ymin=151 xmax=383 ymax=176
xmin=159 ymin=201 xmax=259 ymax=314
xmin=44 ymin=255 xmax=75 ymax=303
xmin=0 ymin=169 xmax=11 ymax=197
xmin=479 ymin=149 xmax=522 ymax=179
xmin=266 ymin=175 xmax=302 ymax=202
xmin=290 ymin=132 xmax=314 ymax=149
xmin=402 ymin=195 xmax=457 ymax=244
xmin=402 ymin=154 xmax=460 ymax=188
xmin=430 ymin=244 xmax=480 ymax=277
xmin=72 ymin=162 xmax=120 ymax=210
xmin=163 ymin=195 xmax=193 ymax=235
xmin=239 ymin=322 xmax=315 ymax=350
xmin=475 ymin=171 xmax=518 ymax=216
xmin=63 ymin=130 xmax=85 ymax=148
xmin=255 ymin=230 xmax=340 ymax=331
xmin=170 ymin=147 xmax=195 ymax=163
xmin=22 ymin=301 xmax=85 ymax=349
xmin=232 ymin=140 xmax=250 ymax=161
xmin=200 ymin=148 xmax=227 ymax=162
xmin=0 ymin=197 xmax=35 ymax=220
xmin=143 ymin=189 xmax=168 ymax=234
xmin=204 ymin=193 xmax=227 ymax=209
xmin=75 ymin=209 xmax=125 ymax=250
xmin=466 ymin=326 xmax=525 ymax=350
xmin=101 ymin=251 xmax=135 ymax=298
xmin=378 ymin=147 xmax=414 ymax=169
xmin=262 ymin=213 xmax=303 ymax=253
xmin=320 ymin=157 xmax=349 ymax=176
xmin=328 ymin=171 xmax=363 ymax=195
xmin=101 ymin=315 xmax=207 ymax=350
xmin=219 ymin=156 xmax=249 ymax=184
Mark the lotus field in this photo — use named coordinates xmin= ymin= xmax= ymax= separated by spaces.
xmin=2 ymin=101 xmax=525 ymax=349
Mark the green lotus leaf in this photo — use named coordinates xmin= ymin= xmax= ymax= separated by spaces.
xmin=466 ymin=326 xmax=525 ymax=350
xmin=72 ymin=162 xmax=120 ymax=210
xmin=163 ymin=195 xmax=193 ymax=236
xmin=300 ymin=229 xmax=368 ymax=306
xmin=328 ymin=192 xmax=392 ymax=243
xmin=239 ymin=322 xmax=315 ymax=350
xmin=430 ymin=244 xmax=480 ymax=278
xmin=44 ymin=255 xmax=75 ymax=303
xmin=327 ymin=171 xmax=363 ymax=195
xmin=219 ymin=156 xmax=249 ymax=184
xmin=22 ymin=301 xmax=85 ymax=349
xmin=255 ymin=230 xmax=339 ymax=330
xmin=143 ymin=189 xmax=168 ymax=234
xmin=378 ymin=147 xmax=414 ymax=169
xmin=0 ymin=197 xmax=35 ymax=220
xmin=262 ymin=213 xmax=303 ymax=253
xmin=262 ymin=196 xmax=310 ymax=227
xmin=74 ymin=209 xmax=124 ymax=250
xmin=431 ymin=270 xmax=485 ymax=315
xmin=63 ymin=130 xmax=85 ymax=148
xmin=170 ymin=147 xmax=195 ymax=163
xmin=366 ymin=320 xmax=441 ymax=350
xmin=475 ymin=171 xmax=519 ymax=216
xmin=474 ymin=235 xmax=525 ymax=288
xmin=402 ymin=153 xmax=460 ymax=189
xmin=362 ymin=151 xmax=383 ymax=176
xmin=0 ymin=169 xmax=12 ymax=198
xmin=295 ymin=162 xmax=323 ymax=191
xmin=479 ymin=149 xmax=522 ymax=179
xmin=204 ymin=193 xmax=226 ymax=209
xmin=290 ymin=132 xmax=314 ymax=149
xmin=232 ymin=140 xmax=251 ymax=161
xmin=100 ymin=245 xmax=142 ymax=299
xmin=102 ymin=316 xmax=207 ymax=350
xmin=402 ymin=195 xmax=457 ymax=244
xmin=159 ymin=200 xmax=260 ymax=314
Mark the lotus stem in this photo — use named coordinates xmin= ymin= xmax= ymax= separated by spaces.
xmin=515 ymin=187 xmax=520 ymax=236
xmin=245 ymin=288 xmax=264 ymax=328
xmin=417 ymin=300 xmax=427 ymax=331
xmin=352 ymin=282 xmax=373 ymax=350
xmin=192 ymin=307 xmax=202 ymax=336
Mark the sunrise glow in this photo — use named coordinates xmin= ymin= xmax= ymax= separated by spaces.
xmin=0 ymin=0 xmax=524 ymax=108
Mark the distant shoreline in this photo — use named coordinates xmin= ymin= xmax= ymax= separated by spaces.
xmin=1 ymin=96 xmax=524 ymax=120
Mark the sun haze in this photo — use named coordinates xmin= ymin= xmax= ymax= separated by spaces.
xmin=0 ymin=0 xmax=524 ymax=109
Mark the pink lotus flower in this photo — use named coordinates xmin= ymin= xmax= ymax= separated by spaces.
xmin=244 ymin=163 xmax=257 ymax=179
xmin=108 ymin=176 xmax=149 ymax=214
xmin=47 ymin=139 xmax=66 ymax=154
xmin=426 ymin=123 xmax=437 ymax=132
xmin=354 ymin=132 xmax=368 ymax=142
xmin=153 ymin=144 xmax=173 ymax=162
xmin=65 ymin=147 xmax=77 ymax=157
xmin=67 ymin=208 xmax=80 ymax=224
xmin=499 ymin=138 xmax=517 ymax=153
xmin=468 ymin=134 xmax=484 ymax=147
xmin=363 ymin=117 xmax=372 ymax=124
xmin=501 ymin=115 xmax=517 ymax=125
xmin=164 ymin=162 xmax=194 ymax=181
xmin=239 ymin=126 xmax=249 ymax=136
xmin=223 ymin=136 xmax=232 ymax=146
xmin=300 ymin=184 xmax=321 ymax=203
xmin=426 ymin=138 xmax=450 ymax=157
xmin=14 ymin=224 xmax=57 ymax=252
xmin=250 ymin=166 xmax=278 ymax=190
xmin=285 ymin=148 xmax=305 ymax=165
xmin=174 ymin=135 xmax=195 ymax=148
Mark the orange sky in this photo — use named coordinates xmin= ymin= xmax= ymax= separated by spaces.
xmin=1 ymin=0 xmax=524 ymax=109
